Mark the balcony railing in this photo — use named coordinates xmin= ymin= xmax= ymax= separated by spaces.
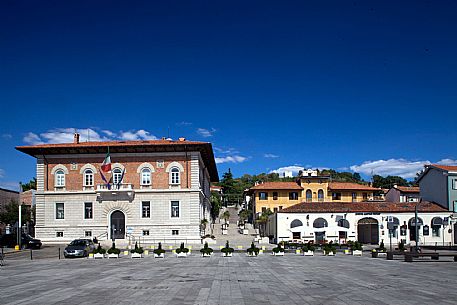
xmin=96 ymin=183 xmax=133 ymax=191
xmin=96 ymin=183 xmax=135 ymax=202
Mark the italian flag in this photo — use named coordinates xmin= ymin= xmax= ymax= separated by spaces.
xmin=101 ymin=150 xmax=111 ymax=173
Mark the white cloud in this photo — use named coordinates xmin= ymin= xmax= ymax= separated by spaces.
xmin=0 ymin=181 xmax=20 ymax=191
xmin=23 ymin=128 xmax=158 ymax=144
xmin=23 ymin=132 xmax=43 ymax=145
xmin=215 ymin=155 xmax=247 ymax=164
xmin=176 ymin=121 xmax=192 ymax=126
xmin=269 ymin=165 xmax=305 ymax=176
xmin=197 ymin=128 xmax=216 ymax=138
xmin=1 ymin=134 xmax=12 ymax=139
xmin=0 ymin=168 xmax=4 ymax=178
xmin=264 ymin=153 xmax=279 ymax=158
xmin=119 ymin=129 xmax=157 ymax=141
xmin=436 ymin=159 xmax=457 ymax=166
xmin=350 ymin=158 xmax=430 ymax=179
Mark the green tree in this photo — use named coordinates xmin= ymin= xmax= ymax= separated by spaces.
xmin=256 ymin=209 xmax=273 ymax=237
xmin=200 ymin=218 xmax=209 ymax=236
xmin=0 ymin=199 xmax=31 ymax=225
xmin=238 ymin=209 xmax=251 ymax=225
xmin=221 ymin=210 xmax=231 ymax=225
xmin=210 ymin=191 xmax=222 ymax=223
xmin=372 ymin=175 xmax=409 ymax=188
xmin=20 ymin=178 xmax=37 ymax=191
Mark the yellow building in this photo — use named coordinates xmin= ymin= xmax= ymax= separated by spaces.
xmin=250 ymin=170 xmax=382 ymax=217
xmin=250 ymin=182 xmax=303 ymax=215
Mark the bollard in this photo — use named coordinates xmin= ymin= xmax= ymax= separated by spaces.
xmin=30 ymin=249 xmax=33 ymax=260
xmin=59 ymin=247 xmax=61 ymax=260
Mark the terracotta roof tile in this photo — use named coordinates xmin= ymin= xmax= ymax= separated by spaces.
xmin=431 ymin=164 xmax=457 ymax=172
xmin=250 ymin=182 xmax=303 ymax=190
xmin=279 ymin=201 xmax=448 ymax=213
xmin=328 ymin=182 xmax=380 ymax=191
xmin=395 ymin=186 xmax=420 ymax=193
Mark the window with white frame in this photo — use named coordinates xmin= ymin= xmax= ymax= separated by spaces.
xmin=55 ymin=170 xmax=65 ymax=187
xmin=141 ymin=168 xmax=151 ymax=185
xmin=171 ymin=201 xmax=180 ymax=217
xmin=56 ymin=231 xmax=64 ymax=237
xmin=170 ymin=167 xmax=180 ymax=184
xmin=56 ymin=203 xmax=64 ymax=219
xmin=84 ymin=202 xmax=93 ymax=219
xmin=142 ymin=201 xmax=150 ymax=218
xmin=172 ymin=230 xmax=179 ymax=235
xmin=113 ymin=168 xmax=122 ymax=185
xmin=143 ymin=230 xmax=150 ymax=236
xmin=84 ymin=169 xmax=94 ymax=186
xmin=453 ymin=179 xmax=457 ymax=190
xmin=85 ymin=231 xmax=92 ymax=237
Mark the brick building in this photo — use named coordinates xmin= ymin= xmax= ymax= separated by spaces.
xmin=16 ymin=134 xmax=218 ymax=245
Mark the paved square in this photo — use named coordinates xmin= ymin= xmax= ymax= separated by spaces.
xmin=1 ymin=252 xmax=457 ymax=305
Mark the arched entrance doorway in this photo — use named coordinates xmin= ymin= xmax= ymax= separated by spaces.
xmin=357 ymin=217 xmax=379 ymax=244
xmin=111 ymin=211 xmax=125 ymax=239
xmin=408 ymin=217 xmax=423 ymax=242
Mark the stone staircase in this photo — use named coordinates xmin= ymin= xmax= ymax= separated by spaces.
xmin=211 ymin=207 xmax=261 ymax=248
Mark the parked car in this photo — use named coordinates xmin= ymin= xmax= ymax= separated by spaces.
xmin=64 ymin=239 xmax=95 ymax=258
xmin=0 ymin=233 xmax=42 ymax=249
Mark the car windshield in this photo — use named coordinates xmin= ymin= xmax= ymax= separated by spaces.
xmin=69 ymin=240 xmax=87 ymax=246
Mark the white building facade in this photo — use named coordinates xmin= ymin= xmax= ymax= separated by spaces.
xmin=267 ymin=201 xmax=454 ymax=247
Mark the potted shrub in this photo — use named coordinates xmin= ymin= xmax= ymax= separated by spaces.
xmin=352 ymin=241 xmax=363 ymax=256
xmin=302 ymin=242 xmax=315 ymax=256
xmin=200 ymin=242 xmax=213 ymax=257
xmin=93 ymin=244 xmax=106 ymax=259
xmin=398 ymin=240 xmax=405 ymax=252
xmin=175 ymin=242 xmax=189 ymax=258
xmin=221 ymin=240 xmax=234 ymax=257
xmin=107 ymin=242 xmax=121 ymax=259
xmin=247 ymin=242 xmax=260 ymax=257
xmin=153 ymin=242 xmax=165 ymax=258
xmin=272 ymin=243 xmax=285 ymax=256
xmin=130 ymin=242 xmax=144 ymax=258
xmin=323 ymin=244 xmax=336 ymax=256
xmin=374 ymin=240 xmax=387 ymax=257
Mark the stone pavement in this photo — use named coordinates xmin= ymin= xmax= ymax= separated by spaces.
xmin=1 ymin=252 xmax=457 ymax=304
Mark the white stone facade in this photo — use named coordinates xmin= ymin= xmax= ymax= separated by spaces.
xmin=268 ymin=211 xmax=455 ymax=247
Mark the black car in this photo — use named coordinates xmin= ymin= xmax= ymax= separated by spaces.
xmin=0 ymin=233 xmax=42 ymax=249
xmin=64 ymin=239 xmax=95 ymax=258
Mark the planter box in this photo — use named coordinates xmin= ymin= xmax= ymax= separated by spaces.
xmin=108 ymin=253 xmax=119 ymax=259
xmin=352 ymin=250 xmax=363 ymax=256
xmin=273 ymin=251 xmax=285 ymax=256
xmin=94 ymin=253 xmax=104 ymax=259
xmin=201 ymin=253 xmax=212 ymax=257
xmin=325 ymin=252 xmax=335 ymax=256
xmin=304 ymin=251 xmax=314 ymax=256
xmin=222 ymin=229 xmax=228 ymax=235
xmin=154 ymin=253 xmax=165 ymax=258
xmin=222 ymin=252 xmax=233 ymax=257
xmin=242 ymin=229 xmax=249 ymax=235
xmin=378 ymin=252 xmax=387 ymax=257
xmin=131 ymin=252 xmax=143 ymax=258
xmin=176 ymin=252 xmax=187 ymax=258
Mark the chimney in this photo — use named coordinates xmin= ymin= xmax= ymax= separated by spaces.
xmin=74 ymin=133 xmax=80 ymax=144
xmin=178 ymin=137 xmax=186 ymax=142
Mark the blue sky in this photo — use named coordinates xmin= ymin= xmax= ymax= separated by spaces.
xmin=1 ymin=1 xmax=457 ymax=190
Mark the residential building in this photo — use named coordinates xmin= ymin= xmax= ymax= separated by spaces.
xmin=250 ymin=182 xmax=303 ymax=215
xmin=16 ymin=134 xmax=218 ymax=244
xmin=385 ymin=185 xmax=420 ymax=203
xmin=249 ymin=169 xmax=382 ymax=217
xmin=417 ymin=164 xmax=457 ymax=212
xmin=266 ymin=201 xmax=452 ymax=246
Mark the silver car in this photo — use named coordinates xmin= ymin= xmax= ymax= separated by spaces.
xmin=64 ymin=239 xmax=96 ymax=258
